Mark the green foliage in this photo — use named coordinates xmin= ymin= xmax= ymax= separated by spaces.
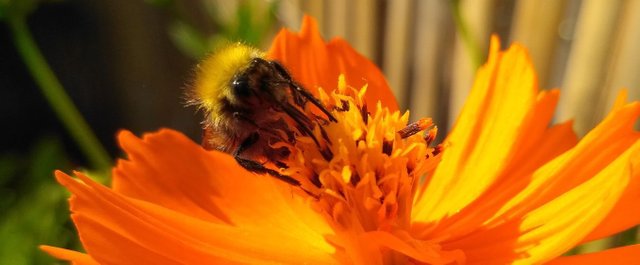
xmin=143 ymin=0 xmax=173 ymax=9
xmin=211 ymin=0 xmax=279 ymax=48
xmin=0 ymin=0 xmax=38 ymax=20
xmin=2 ymin=1 xmax=108 ymax=263
xmin=169 ymin=20 xmax=210 ymax=59
xmin=157 ymin=0 xmax=280 ymax=59
xmin=5 ymin=1 xmax=113 ymax=176
xmin=450 ymin=0 xmax=484 ymax=69
xmin=0 ymin=137 xmax=77 ymax=265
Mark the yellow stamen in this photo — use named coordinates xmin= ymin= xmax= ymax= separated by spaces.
xmin=284 ymin=75 xmax=442 ymax=233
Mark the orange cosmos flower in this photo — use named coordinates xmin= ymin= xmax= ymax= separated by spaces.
xmin=42 ymin=16 xmax=640 ymax=264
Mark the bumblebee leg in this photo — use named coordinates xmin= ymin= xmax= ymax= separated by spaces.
xmin=289 ymin=82 xmax=337 ymax=122
xmin=270 ymin=61 xmax=336 ymax=122
xmin=233 ymin=133 xmax=301 ymax=187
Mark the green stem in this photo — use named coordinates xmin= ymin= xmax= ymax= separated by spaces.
xmin=8 ymin=16 xmax=112 ymax=173
xmin=450 ymin=0 xmax=484 ymax=69
xmin=576 ymin=237 xmax=614 ymax=254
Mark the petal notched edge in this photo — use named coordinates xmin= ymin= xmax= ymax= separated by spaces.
xmin=267 ymin=15 xmax=399 ymax=111
xmin=414 ymin=36 xmax=546 ymax=224
xmin=499 ymin=102 xmax=640 ymax=220
xmin=111 ymin=129 xmax=232 ymax=223
xmin=512 ymin=101 xmax=640 ymax=263
xmin=54 ymin=170 xmax=340 ymax=264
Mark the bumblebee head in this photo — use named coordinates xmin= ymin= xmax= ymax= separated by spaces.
xmin=192 ymin=43 xmax=265 ymax=112
xmin=189 ymin=42 xmax=335 ymax=131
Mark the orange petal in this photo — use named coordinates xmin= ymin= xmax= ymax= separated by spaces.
xmin=465 ymin=119 xmax=577 ymax=228
xmin=412 ymin=37 xmax=639 ymax=263
xmin=495 ymin=102 xmax=640 ymax=221
xmin=455 ymin=101 xmax=639 ymax=263
xmin=581 ymin=147 xmax=640 ymax=242
xmin=513 ymin=141 xmax=638 ymax=263
xmin=547 ymin=244 xmax=640 ymax=265
xmin=39 ymin=246 xmax=99 ymax=265
xmin=441 ymin=220 xmax=524 ymax=264
xmin=490 ymin=99 xmax=638 ymax=262
xmin=360 ymin=231 xmax=464 ymax=264
xmin=449 ymin=101 xmax=639 ymax=263
xmin=112 ymin=129 xmax=231 ymax=223
xmin=581 ymin=95 xmax=640 ymax=242
xmin=267 ymin=15 xmax=398 ymax=111
xmin=413 ymin=36 xmax=551 ymax=223
xmin=584 ymin=192 xmax=640 ymax=243
xmin=441 ymin=140 xmax=639 ymax=264
xmin=112 ymin=129 xmax=327 ymax=228
xmin=54 ymin=170 xmax=340 ymax=264
xmin=412 ymin=121 xmax=577 ymax=242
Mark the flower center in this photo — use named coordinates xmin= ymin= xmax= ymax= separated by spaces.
xmin=283 ymin=76 xmax=442 ymax=232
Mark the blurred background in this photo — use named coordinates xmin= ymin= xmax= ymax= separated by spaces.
xmin=1 ymin=0 xmax=639 ymax=263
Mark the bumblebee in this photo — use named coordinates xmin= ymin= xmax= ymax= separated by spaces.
xmin=189 ymin=43 xmax=335 ymax=187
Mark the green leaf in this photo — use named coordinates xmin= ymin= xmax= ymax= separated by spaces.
xmin=0 ymin=0 xmax=39 ymax=20
xmin=168 ymin=20 xmax=210 ymax=59
xmin=143 ymin=0 xmax=173 ymax=9
xmin=0 ymin=136 xmax=77 ymax=265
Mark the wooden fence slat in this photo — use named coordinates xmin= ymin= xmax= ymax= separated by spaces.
xmin=556 ymin=0 xmax=622 ymax=135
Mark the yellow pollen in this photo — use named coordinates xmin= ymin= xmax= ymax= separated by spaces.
xmin=283 ymin=75 xmax=442 ymax=232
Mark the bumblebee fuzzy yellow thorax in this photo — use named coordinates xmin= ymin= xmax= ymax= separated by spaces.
xmin=194 ymin=43 xmax=265 ymax=115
